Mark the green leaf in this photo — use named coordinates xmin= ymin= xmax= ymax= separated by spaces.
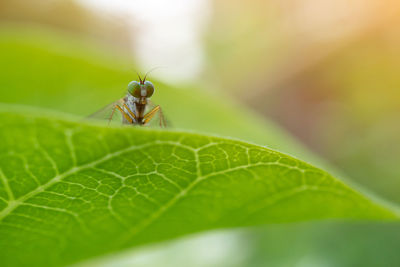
xmin=0 ymin=26 xmax=319 ymax=164
xmin=0 ymin=107 xmax=398 ymax=267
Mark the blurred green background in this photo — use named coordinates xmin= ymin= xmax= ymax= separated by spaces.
xmin=1 ymin=0 xmax=400 ymax=266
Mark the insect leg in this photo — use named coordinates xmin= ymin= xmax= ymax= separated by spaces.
xmin=158 ymin=106 xmax=167 ymax=127
xmin=123 ymin=103 xmax=137 ymax=121
xmin=143 ymin=105 xmax=165 ymax=127
xmin=107 ymin=105 xmax=117 ymax=125
xmin=116 ymin=105 xmax=133 ymax=124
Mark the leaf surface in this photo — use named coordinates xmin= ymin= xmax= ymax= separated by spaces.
xmin=0 ymin=108 xmax=398 ymax=266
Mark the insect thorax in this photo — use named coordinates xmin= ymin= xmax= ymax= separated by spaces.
xmin=125 ymin=94 xmax=137 ymax=114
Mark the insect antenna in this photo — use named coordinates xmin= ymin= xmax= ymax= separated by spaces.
xmin=143 ymin=66 xmax=163 ymax=82
xmin=136 ymin=71 xmax=143 ymax=84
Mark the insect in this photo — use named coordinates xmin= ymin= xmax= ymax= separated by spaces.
xmin=89 ymin=73 xmax=167 ymax=127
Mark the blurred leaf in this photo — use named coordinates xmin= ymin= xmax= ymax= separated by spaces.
xmin=0 ymin=108 xmax=398 ymax=266
xmin=0 ymin=26 xmax=320 ymax=164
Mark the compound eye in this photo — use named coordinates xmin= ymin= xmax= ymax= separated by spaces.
xmin=127 ymin=81 xmax=141 ymax=98
xmin=144 ymin=81 xmax=155 ymax=97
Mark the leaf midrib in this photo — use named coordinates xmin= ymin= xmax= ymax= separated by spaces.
xmin=0 ymin=140 xmax=175 ymax=221
xmin=0 ymin=133 xmax=317 ymax=246
xmin=2 ymin=128 xmax=394 ymax=254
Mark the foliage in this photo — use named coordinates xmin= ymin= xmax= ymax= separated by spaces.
xmin=0 ymin=109 xmax=398 ymax=266
xmin=0 ymin=27 xmax=399 ymax=267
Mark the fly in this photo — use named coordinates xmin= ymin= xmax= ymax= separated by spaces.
xmin=89 ymin=73 xmax=166 ymax=127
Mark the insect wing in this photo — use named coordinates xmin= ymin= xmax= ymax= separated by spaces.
xmin=87 ymin=98 xmax=125 ymax=124
xmin=146 ymin=100 xmax=170 ymax=128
